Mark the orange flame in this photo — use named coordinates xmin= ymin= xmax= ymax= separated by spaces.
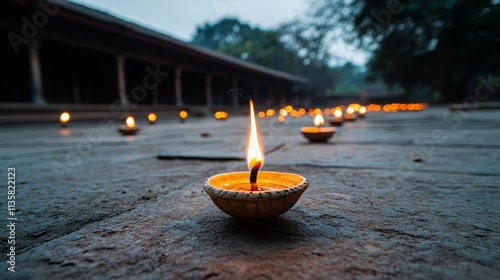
xmin=126 ymin=116 xmax=135 ymax=128
xmin=333 ymin=108 xmax=342 ymax=118
xmin=359 ymin=106 xmax=366 ymax=114
xmin=60 ymin=112 xmax=70 ymax=123
xmin=314 ymin=114 xmax=325 ymax=127
xmin=247 ymin=100 xmax=264 ymax=170
xmin=148 ymin=113 xmax=157 ymax=123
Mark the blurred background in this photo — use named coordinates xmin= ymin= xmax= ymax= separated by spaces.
xmin=1 ymin=0 xmax=499 ymax=122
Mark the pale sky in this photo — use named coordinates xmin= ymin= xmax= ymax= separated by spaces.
xmin=68 ymin=0 xmax=368 ymax=65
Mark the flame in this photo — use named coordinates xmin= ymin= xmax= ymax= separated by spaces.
xmin=247 ymin=100 xmax=264 ymax=170
xmin=279 ymin=108 xmax=288 ymax=117
xmin=346 ymin=107 xmax=355 ymax=115
xmin=314 ymin=114 xmax=325 ymax=127
xmin=266 ymin=109 xmax=275 ymax=117
xmin=359 ymin=106 xmax=366 ymax=114
xmin=60 ymin=112 xmax=70 ymax=123
xmin=148 ymin=113 xmax=157 ymax=123
xmin=125 ymin=116 xmax=135 ymax=128
xmin=334 ymin=109 xmax=342 ymax=118
xmin=214 ymin=111 xmax=228 ymax=119
xmin=179 ymin=110 xmax=188 ymax=119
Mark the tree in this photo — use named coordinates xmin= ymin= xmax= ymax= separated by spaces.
xmin=278 ymin=19 xmax=337 ymax=97
xmin=191 ymin=18 xmax=337 ymax=97
xmin=291 ymin=0 xmax=500 ymax=103
xmin=192 ymin=18 xmax=296 ymax=71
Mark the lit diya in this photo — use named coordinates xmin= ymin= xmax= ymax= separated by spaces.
xmin=329 ymin=107 xmax=344 ymax=126
xmin=344 ymin=107 xmax=357 ymax=121
xmin=118 ymin=116 xmax=141 ymax=135
xmin=60 ymin=112 xmax=70 ymax=128
xmin=147 ymin=113 xmax=157 ymax=124
xmin=214 ymin=111 xmax=228 ymax=120
xmin=358 ymin=106 xmax=367 ymax=118
xmin=179 ymin=110 xmax=188 ymax=123
xmin=203 ymin=100 xmax=309 ymax=222
xmin=301 ymin=114 xmax=335 ymax=142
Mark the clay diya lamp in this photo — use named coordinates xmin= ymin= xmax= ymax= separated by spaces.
xmin=60 ymin=112 xmax=70 ymax=128
xmin=344 ymin=106 xmax=357 ymax=121
xmin=148 ymin=113 xmax=157 ymax=124
xmin=358 ymin=106 xmax=366 ymax=118
xmin=329 ymin=107 xmax=344 ymax=126
xmin=179 ymin=110 xmax=188 ymax=123
xmin=214 ymin=111 xmax=228 ymax=121
xmin=301 ymin=114 xmax=335 ymax=142
xmin=118 ymin=116 xmax=141 ymax=135
xmin=203 ymin=100 xmax=309 ymax=222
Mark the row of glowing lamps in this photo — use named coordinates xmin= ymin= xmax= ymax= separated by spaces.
xmin=256 ymin=102 xmax=428 ymax=122
xmin=58 ymin=102 xmax=428 ymax=135
xmin=59 ymin=110 xmax=225 ymax=125
xmin=59 ymin=110 xmax=225 ymax=135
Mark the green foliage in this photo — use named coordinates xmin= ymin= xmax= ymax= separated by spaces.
xmin=354 ymin=0 xmax=500 ymax=102
xmin=192 ymin=18 xmax=298 ymax=72
xmin=192 ymin=18 xmax=339 ymax=96
xmin=333 ymin=63 xmax=367 ymax=93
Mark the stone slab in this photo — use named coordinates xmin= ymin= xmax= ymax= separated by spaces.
xmin=0 ymin=107 xmax=499 ymax=279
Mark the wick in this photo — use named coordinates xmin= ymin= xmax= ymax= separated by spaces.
xmin=250 ymin=161 xmax=261 ymax=191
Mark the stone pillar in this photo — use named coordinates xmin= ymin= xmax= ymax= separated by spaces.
xmin=175 ymin=67 xmax=183 ymax=106
xmin=206 ymin=74 xmax=213 ymax=108
xmin=116 ymin=55 xmax=127 ymax=105
xmin=29 ymin=40 xmax=46 ymax=105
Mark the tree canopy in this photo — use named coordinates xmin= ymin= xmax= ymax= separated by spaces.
xmin=301 ymin=0 xmax=500 ymax=102
xmin=192 ymin=1 xmax=500 ymax=103
xmin=191 ymin=18 xmax=345 ymax=97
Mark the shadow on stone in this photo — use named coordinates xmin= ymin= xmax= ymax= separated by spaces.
xmin=185 ymin=207 xmax=336 ymax=254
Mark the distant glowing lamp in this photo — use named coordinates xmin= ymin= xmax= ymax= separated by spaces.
xmin=118 ymin=116 xmax=140 ymax=135
xmin=179 ymin=110 xmax=188 ymax=123
xmin=358 ymin=106 xmax=367 ymax=118
xmin=301 ymin=114 xmax=334 ymax=142
xmin=60 ymin=112 xmax=70 ymax=127
xmin=148 ymin=113 xmax=157 ymax=124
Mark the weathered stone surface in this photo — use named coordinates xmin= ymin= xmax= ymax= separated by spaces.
xmin=0 ymin=107 xmax=499 ymax=279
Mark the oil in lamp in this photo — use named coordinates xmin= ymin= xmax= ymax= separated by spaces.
xmin=203 ymin=100 xmax=309 ymax=222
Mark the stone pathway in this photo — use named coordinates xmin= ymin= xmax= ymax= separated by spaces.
xmin=0 ymin=107 xmax=499 ymax=279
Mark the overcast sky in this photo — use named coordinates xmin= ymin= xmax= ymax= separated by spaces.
xmin=68 ymin=0 xmax=367 ymax=65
